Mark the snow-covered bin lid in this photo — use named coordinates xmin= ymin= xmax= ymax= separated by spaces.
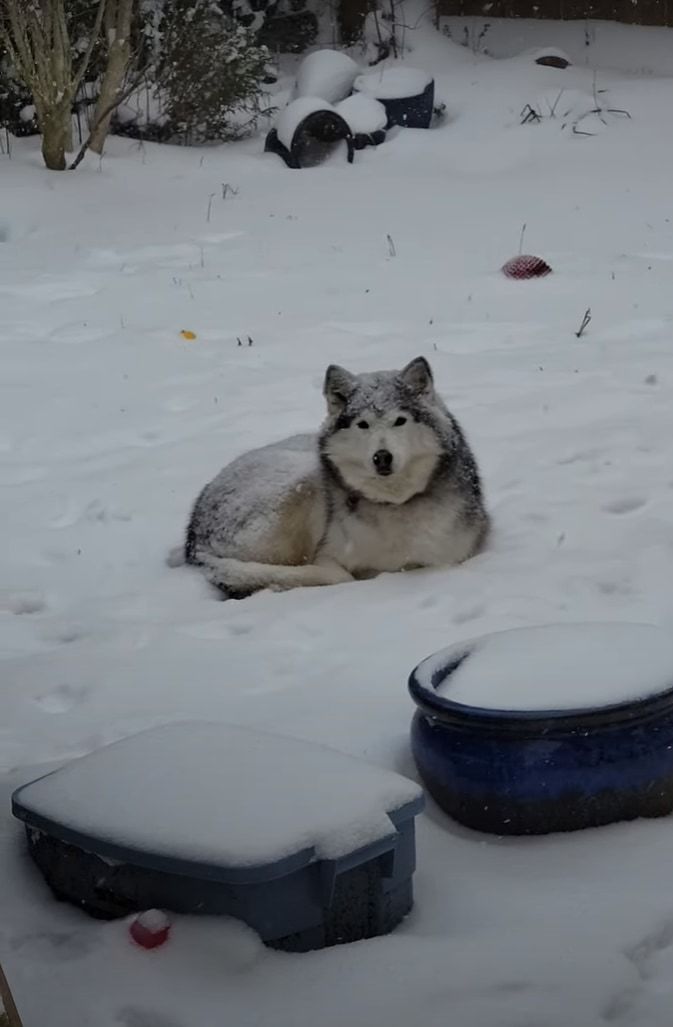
xmin=294 ymin=49 xmax=361 ymax=105
xmin=413 ymin=623 xmax=673 ymax=713
xmin=276 ymin=97 xmax=338 ymax=151
xmin=353 ymin=67 xmax=433 ymax=101
xmin=12 ymin=722 xmax=423 ymax=881
xmin=525 ymin=46 xmax=572 ymax=67
xmin=335 ymin=94 xmax=387 ymax=135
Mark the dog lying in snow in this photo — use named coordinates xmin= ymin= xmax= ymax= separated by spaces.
xmin=184 ymin=356 xmax=489 ymax=598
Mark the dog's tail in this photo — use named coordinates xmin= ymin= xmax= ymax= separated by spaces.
xmin=194 ymin=550 xmax=353 ymax=599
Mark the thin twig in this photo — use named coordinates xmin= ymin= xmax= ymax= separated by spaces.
xmin=575 ymin=308 xmax=592 ymax=338
xmin=71 ymin=0 xmax=107 ymax=97
xmin=547 ymin=89 xmax=565 ymax=118
xmin=518 ymin=222 xmax=527 ymax=255
xmin=386 ymin=233 xmax=396 ymax=257
xmin=520 ymin=104 xmax=541 ymax=125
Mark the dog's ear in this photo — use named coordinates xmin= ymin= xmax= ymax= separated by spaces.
xmin=324 ymin=364 xmax=357 ymax=414
xmin=399 ymin=356 xmax=434 ymax=396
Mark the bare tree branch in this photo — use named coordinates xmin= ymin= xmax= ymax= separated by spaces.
xmin=69 ymin=66 xmax=147 ymax=169
xmin=72 ymin=0 xmax=108 ymax=96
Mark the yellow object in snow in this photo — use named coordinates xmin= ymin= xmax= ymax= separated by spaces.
xmin=180 ymin=330 xmax=197 ymax=341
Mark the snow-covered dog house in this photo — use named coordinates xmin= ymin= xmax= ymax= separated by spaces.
xmin=265 ymin=98 xmax=355 ymax=169
xmin=264 ymin=50 xmax=362 ymax=169
xmin=335 ymin=94 xmax=388 ymax=150
xmin=353 ymin=68 xmax=435 ymax=130
xmin=293 ymin=49 xmax=361 ymax=105
xmin=265 ymin=52 xmax=436 ymax=168
xmin=13 ymin=722 xmax=424 ymax=952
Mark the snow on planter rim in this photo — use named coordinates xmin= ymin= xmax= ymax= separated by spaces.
xmin=13 ymin=721 xmax=422 ymax=868
xmin=275 ymin=98 xmax=337 ymax=152
xmin=354 ymin=67 xmax=433 ymax=101
xmin=294 ymin=49 xmax=361 ymax=105
xmin=414 ymin=623 xmax=673 ymax=713
xmin=335 ymin=94 xmax=387 ymax=135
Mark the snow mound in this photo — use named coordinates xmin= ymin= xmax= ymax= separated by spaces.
xmin=134 ymin=909 xmax=169 ymax=932
xmin=275 ymin=97 xmax=337 ymax=151
xmin=336 ymin=94 xmax=388 ymax=134
xmin=354 ymin=67 xmax=433 ymax=100
xmin=294 ymin=49 xmax=361 ymax=105
xmin=424 ymin=623 xmax=673 ymax=711
xmin=15 ymin=722 xmax=422 ymax=866
xmin=524 ymin=46 xmax=572 ymax=66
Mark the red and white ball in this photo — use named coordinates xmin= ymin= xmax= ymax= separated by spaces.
xmin=129 ymin=909 xmax=171 ymax=949
xmin=501 ymin=254 xmax=552 ymax=280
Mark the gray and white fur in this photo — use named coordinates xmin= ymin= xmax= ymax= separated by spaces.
xmin=185 ymin=356 xmax=489 ymax=598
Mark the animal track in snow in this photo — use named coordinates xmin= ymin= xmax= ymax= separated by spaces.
xmin=596 ymin=577 xmax=633 ymax=597
xmin=90 ymin=234 xmax=244 ymax=272
xmin=0 ymin=591 xmax=46 ymax=615
xmin=602 ymin=496 xmax=647 ymax=515
xmin=626 ymin=917 xmax=673 ymax=978
xmin=453 ymin=603 xmax=486 ymax=625
xmin=556 ymin=448 xmax=602 ymax=466
xmin=116 ymin=1007 xmax=184 ymax=1027
xmin=10 ymin=929 xmax=93 ymax=961
xmin=603 ymin=915 xmax=673 ymax=1021
xmin=33 ymin=683 xmax=90 ymax=714
xmin=0 ymin=278 xmax=100 ymax=302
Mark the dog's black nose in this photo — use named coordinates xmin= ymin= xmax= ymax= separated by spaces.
xmin=373 ymin=449 xmax=393 ymax=475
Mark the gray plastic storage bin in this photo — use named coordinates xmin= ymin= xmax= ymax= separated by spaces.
xmin=12 ymin=722 xmax=424 ymax=952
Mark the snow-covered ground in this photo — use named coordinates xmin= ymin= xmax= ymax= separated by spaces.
xmin=4 ymin=12 xmax=673 ymax=1026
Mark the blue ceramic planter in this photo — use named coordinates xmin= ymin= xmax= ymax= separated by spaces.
xmin=409 ymin=632 xmax=673 ymax=835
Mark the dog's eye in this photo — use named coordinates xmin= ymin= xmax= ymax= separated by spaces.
xmin=357 ymin=420 xmax=370 ymax=430
xmin=393 ymin=416 xmax=407 ymax=427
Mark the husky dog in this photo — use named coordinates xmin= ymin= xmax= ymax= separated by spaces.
xmin=185 ymin=356 xmax=489 ymax=598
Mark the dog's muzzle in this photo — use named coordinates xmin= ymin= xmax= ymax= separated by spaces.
xmin=373 ymin=449 xmax=393 ymax=476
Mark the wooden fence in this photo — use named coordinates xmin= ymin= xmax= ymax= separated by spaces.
xmin=435 ymin=0 xmax=673 ymax=26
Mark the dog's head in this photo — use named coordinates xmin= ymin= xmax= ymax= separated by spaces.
xmin=320 ymin=356 xmax=446 ymax=504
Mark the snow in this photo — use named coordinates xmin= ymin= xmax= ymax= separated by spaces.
xmin=425 ymin=623 xmax=673 ymax=710
xmin=441 ymin=15 xmax=673 ymax=74
xmin=134 ymin=909 xmax=170 ymax=933
xmin=294 ymin=49 xmax=361 ymax=104
xmin=336 ymin=94 xmax=388 ymax=135
xmin=6 ymin=8 xmax=673 ymax=1026
xmin=15 ymin=722 xmax=421 ymax=865
xmin=354 ymin=67 xmax=433 ymax=100
xmin=526 ymin=46 xmax=573 ymax=66
xmin=275 ymin=96 xmax=336 ymax=150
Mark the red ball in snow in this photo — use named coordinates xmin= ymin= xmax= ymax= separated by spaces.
xmin=501 ymin=254 xmax=552 ymax=279
xmin=129 ymin=910 xmax=171 ymax=949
